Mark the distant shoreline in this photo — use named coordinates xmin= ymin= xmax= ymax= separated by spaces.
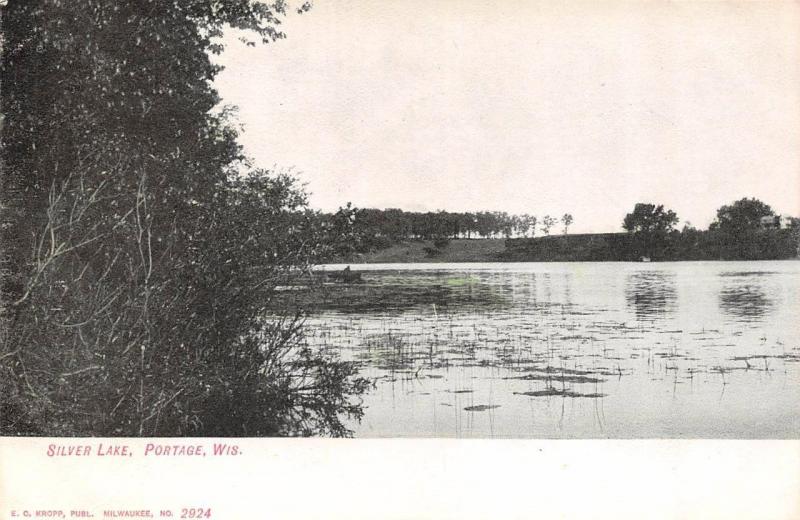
xmin=336 ymin=238 xmax=507 ymax=264
xmin=336 ymin=233 xmax=800 ymax=264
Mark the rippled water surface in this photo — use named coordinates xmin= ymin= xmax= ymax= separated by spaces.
xmin=306 ymin=262 xmax=800 ymax=438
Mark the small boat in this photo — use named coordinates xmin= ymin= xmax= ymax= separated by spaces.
xmin=639 ymin=256 xmax=651 ymax=262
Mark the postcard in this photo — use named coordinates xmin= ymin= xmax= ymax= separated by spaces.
xmin=1 ymin=1 xmax=799 ymax=518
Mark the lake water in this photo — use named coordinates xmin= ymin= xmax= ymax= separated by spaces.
xmin=307 ymin=261 xmax=800 ymax=438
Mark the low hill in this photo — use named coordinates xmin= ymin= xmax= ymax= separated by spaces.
xmin=338 ymin=238 xmax=507 ymax=263
xmin=336 ymin=228 xmax=799 ymax=263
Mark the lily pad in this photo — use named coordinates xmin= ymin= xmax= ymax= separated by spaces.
xmin=464 ymin=405 xmax=501 ymax=412
xmin=514 ymin=388 xmax=606 ymax=398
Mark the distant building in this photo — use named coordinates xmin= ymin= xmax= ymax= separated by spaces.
xmin=760 ymin=215 xmax=795 ymax=230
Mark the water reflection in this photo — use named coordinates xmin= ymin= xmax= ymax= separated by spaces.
xmin=295 ymin=270 xmax=507 ymax=314
xmin=306 ymin=262 xmax=800 ymax=438
xmin=719 ymin=284 xmax=774 ymax=322
xmin=625 ymin=271 xmax=677 ymax=320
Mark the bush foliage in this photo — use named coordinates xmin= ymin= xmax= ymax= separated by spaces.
xmin=0 ymin=1 xmax=368 ymax=437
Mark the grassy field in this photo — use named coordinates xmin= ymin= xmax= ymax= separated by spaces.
xmin=340 ymin=239 xmax=507 ymax=263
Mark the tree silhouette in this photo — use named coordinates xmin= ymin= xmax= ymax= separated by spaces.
xmin=623 ymin=203 xmax=679 ymax=234
xmin=561 ymin=213 xmax=574 ymax=234
xmin=623 ymin=203 xmax=679 ymax=260
xmin=710 ymin=198 xmax=773 ymax=232
xmin=541 ymin=215 xmax=557 ymax=236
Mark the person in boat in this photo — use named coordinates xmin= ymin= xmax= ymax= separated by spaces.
xmin=328 ymin=265 xmax=362 ymax=283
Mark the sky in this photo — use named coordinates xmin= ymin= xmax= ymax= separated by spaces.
xmin=213 ymin=0 xmax=800 ymax=233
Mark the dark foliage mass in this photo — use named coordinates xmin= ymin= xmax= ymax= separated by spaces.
xmin=0 ymin=1 xmax=369 ymax=437
xmin=710 ymin=198 xmax=774 ymax=233
xmin=505 ymin=199 xmax=798 ymax=262
xmin=621 ymin=203 xmax=680 ymax=260
xmin=319 ymin=208 xmax=576 ymax=256
xmin=338 ymin=200 xmax=797 ymax=263
xmin=504 ymin=228 xmax=799 ymax=262
xmin=622 ymin=203 xmax=679 ymax=234
xmin=352 ymin=209 xmax=537 ymax=241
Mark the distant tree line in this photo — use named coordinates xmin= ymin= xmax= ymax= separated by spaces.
xmin=321 ymin=208 xmax=575 ymax=254
xmin=505 ymin=198 xmax=799 ymax=262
